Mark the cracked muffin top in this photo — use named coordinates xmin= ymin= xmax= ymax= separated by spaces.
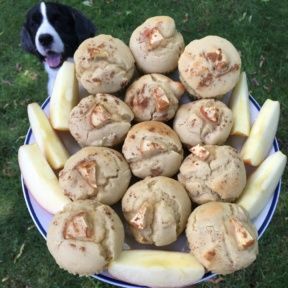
xmin=59 ymin=147 xmax=131 ymax=205
xmin=125 ymin=74 xmax=185 ymax=122
xmin=186 ymin=202 xmax=258 ymax=275
xmin=173 ymin=99 xmax=233 ymax=147
xmin=122 ymin=121 xmax=183 ymax=178
xmin=47 ymin=199 xmax=124 ymax=275
xmin=74 ymin=34 xmax=135 ymax=94
xmin=178 ymin=35 xmax=241 ymax=99
xmin=178 ymin=145 xmax=246 ymax=204
xmin=122 ymin=176 xmax=191 ymax=246
xmin=69 ymin=94 xmax=134 ymax=147
xmin=129 ymin=16 xmax=185 ymax=73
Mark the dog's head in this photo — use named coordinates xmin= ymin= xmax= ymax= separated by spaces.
xmin=21 ymin=1 xmax=96 ymax=69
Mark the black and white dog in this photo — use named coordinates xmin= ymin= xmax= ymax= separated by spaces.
xmin=21 ymin=1 xmax=96 ymax=96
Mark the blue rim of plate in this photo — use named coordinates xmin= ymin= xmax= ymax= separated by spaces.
xmin=21 ymin=95 xmax=281 ymax=288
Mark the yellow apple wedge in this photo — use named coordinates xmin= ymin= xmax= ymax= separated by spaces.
xmin=50 ymin=61 xmax=79 ymax=130
xmin=237 ymin=151 xmax=286 ymax=219
xmin=229 ymin=71 xmax=251 ymax=136
xmin=240 ymin=99 xmax=280 ymax=166
xmin=28 ymin=102 xmax=69 ymax=170
xmin=108 ymin=250 xmax=205 ymax=288
xmin=19 ymin=144 xmax=71 ymax=214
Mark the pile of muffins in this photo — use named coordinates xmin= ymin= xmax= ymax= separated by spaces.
xmin=47 ymin=16 xmax=258 ymax=281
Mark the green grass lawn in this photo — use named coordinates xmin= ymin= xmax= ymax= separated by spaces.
xmin=0 ymin=0 xmax=287 ymax=287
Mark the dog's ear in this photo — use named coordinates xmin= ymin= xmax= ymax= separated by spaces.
xmin=20 ymin=24 xmax=36 ymax=54
xmin=71 ymin=8 xmax=96 ymax=44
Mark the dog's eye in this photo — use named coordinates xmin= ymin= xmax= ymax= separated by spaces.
xmin=30 ymin=13 xmax=42 ymax=27
xmin=50 ymin=13 xmax=61 ymax=23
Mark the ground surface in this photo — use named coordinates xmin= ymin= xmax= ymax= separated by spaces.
xmin=0 ymin=0 xmax=287 ymax=287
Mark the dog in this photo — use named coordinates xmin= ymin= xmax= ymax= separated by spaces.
xmin=21 ymin=1 xmax=96 ymax=96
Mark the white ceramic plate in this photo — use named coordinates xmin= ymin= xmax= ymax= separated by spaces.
xmin=21 ymin=94 xmax=281 ymax=288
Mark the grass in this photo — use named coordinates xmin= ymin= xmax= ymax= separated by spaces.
xmin=0 ymin=0 xmax=287 ymax=287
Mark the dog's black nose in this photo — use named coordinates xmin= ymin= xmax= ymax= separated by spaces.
xmin=39 ymin=34 xmax=53 ymax=47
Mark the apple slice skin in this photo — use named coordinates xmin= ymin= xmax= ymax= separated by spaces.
xmin=50 ymin=61 xmax=79 ymax=131
xmin=19 ymin=144 xmax=71 ymax=215
xmin=230 ymin=71 xmax=251 ymax=137
xmin=237 ymin=151 xmax=287 ymax=219
xmin=28 ymin=102 xmax=69 ymax=170
xmin=240 ymin=99 xmax=280 ymax=166
xmin=108 ymin=250 xmax=205 ymax=288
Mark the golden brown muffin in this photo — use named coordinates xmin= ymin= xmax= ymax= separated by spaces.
xmin=173 ymin=99 xmax=233 ymax=147
xmin=69 ymin=94 xmax=134 ymax=147
xmin=47 ymin=200 xmax=124 ymax=275
xmin=122 ymin=121 xmax=183 ymax=178
xmin=122 ymin=176 xmax=191 ymax=246
xmin=125 ymin=74 xmax=185 ymax=122
xmin=178 ymin=35 xmax=241 ymax=98
xmin=186 ymin=202 xmax=258 ymax=275
xmin=59 ymin=147 xmax=131 ymax=205
xmin=178 ymin=145 xmax=246 ymax=204
xmin=129 ymin=16 xmax=184 ymax=73
xmin=74 ymin=34 xmax=135 ymax=94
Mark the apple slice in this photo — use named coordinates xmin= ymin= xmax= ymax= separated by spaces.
xmin=19 ymin=144 xmax=71 ymax=214
xmin=28 ymin=102 xmax=69 ymax=170
xmin=237 ymin=151 xmax=286 ymax=219
xmin=108 ymin=250 xmax=205 ymax=288
xmin=229 ymin=71 xmax=251 ymax=136
xmin=50 ymin=61 xmax=79 ymax=130
xmin=240 ymin=99 xmax=280 ymax=166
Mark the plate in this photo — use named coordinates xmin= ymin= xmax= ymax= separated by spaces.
xmin=21 ymin=94 xmax=281 ymax=288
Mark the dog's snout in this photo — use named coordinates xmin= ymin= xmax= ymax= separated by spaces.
xmin=39 ymin=34 xmax=53 ymax=47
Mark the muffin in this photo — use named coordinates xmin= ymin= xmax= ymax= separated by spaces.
xmin=59 ymin=147 xmax=131 ymax=205
xmin=129 ymin=16 xmax=185 ymax=73
xmin=186 ymin=202 xmax=258 ymax=275
xmin=173 ymin=99 xmax=233 ymax=147
xmin=69 ymin=94 xmax=134 ymax=147
xmin=178 ymin=35 xmax=241 ymax=98
xmin=125 ymin=74 xmax=185 ymax=122
xmin=122 ymin=121 xmax=183 ymax=178
xmin=122 ymin=176 xmax=191 ymax=246
xmin=178 ymin=145 xmax=246 ymax=204
xmin=47 ymin=200 xmax=124 ymax=275
xmin=74 ymin=34 xmax=135 ymax=94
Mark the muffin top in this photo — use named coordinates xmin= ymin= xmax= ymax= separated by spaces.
xmin=186 ymin=202 xmax=258 ymax=275
xmin=125 ymin=74 xmax=185 ymax=122
xmin=122 ymin=176 xmax=191 ymax=246
xmin=122 ymin=121 xmax=183 ymax=178
xmin=178 ymin=35 xmax=241 ymax=98
xmin=47 ymin=199 xmax=124 ymax=275
xmin=74 ymin=34 xmax=135 ymax=94
xmin=59 ymin=147 xmax=131 ymax=205
xmin=173 ymin=99 xmax=233 ymax=147
xmin=129 ymin=16 xmax=184 ymax=73
xmin=178 ymin=145 xmax=246 ymax=204
xmin=69 ymin=94 xmax=134 ymax=147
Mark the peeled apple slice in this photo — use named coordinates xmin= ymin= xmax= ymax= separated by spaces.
xmin=108 ymin=250 xmax=205 ymax=288
xmin=240 ymin=99 xmax=280 ymax=166
xmin=237 ymin=151 xmax=286 ymax=219
xmin=229 ymin=71 xmax=251 ymax=136
xmin=19 ymin=144 xmax=71 ymax=214
xmin=50 ymin=61 xmax=79 ymax=130
xmin=28 ymin=102 xmax=69 ymax=170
